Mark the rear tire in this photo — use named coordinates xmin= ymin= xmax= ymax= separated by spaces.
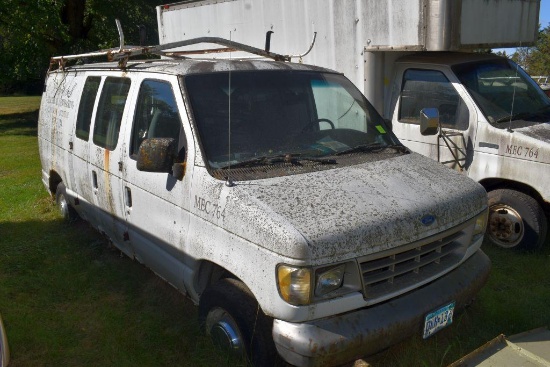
xmin=55 ymin=183 xmax=78 ymax=222
xmin=198 ymin=278 xmax=278 ymax=366
xmin=487 ymin=189 xmax=547 ymax=250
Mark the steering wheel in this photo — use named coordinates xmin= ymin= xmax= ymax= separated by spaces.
xmin=301 ymin=118 xmax=335 ymax=133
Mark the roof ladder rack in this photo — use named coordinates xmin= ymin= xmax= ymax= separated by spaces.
xmin=49 ymin=19 xmax=317 ymax=71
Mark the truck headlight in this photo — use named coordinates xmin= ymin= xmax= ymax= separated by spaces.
xmin=472 ymin=209 xmax=488 ymax=241
xmin=315 ymin=264 xmax=346 ymax=297
xmin=277 ymin=265 xmax=311 ymax=305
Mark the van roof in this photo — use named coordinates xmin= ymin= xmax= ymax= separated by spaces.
xmin=50 ymin=58 xmax=336 ymax=76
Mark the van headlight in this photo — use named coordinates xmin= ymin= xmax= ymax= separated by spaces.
xmin=472 ymin=209 xmax=489 ymax=243
xmin=277 ymin=262 xmax=359 ymax=306
xmin=314 ymin=264 xmax=346 ymax=297
xmin=277 ymin=265 xmax=311 ymax=305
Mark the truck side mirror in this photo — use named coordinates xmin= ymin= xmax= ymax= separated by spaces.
xmin=420 ymin=108 xmax=440 ymax=136
xmin=137 ymin=138 xmax=178 ymax=174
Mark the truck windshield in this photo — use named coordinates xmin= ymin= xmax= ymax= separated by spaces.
xmin=184 ymin=70 xmax=399 ymax=170
xmin=453 ymin=59 xmax=550 ymax=127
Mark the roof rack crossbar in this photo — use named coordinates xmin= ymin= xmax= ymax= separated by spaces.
xmin=48 ymin=20 xmax=317 ymax=70
xmin=49 ymin=37 xmax=290 ymax=71
xmin=153 ymin=37 xmax=290 ymax=61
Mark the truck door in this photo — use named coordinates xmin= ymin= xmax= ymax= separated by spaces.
xmin=120 ymin=75 xmax=193 ymax=292
xmin=391 ymin=67 xmax=477 ymax=172
xmin=68 ymin=75 xmax=101 ymax=225
xmin=88 ymin=76 xmax=133 ymax=257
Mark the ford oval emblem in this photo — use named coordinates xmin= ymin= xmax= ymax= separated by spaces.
xmin=421 ymin=214 xmax=436 ymax=226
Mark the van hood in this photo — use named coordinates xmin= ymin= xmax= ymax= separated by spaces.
xmin=219 ymin=153 xmax=487 ymax=264
xmin=516 ymin=122 xmax=550 ymax=144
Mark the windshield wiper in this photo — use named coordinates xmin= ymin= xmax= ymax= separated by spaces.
xmin=334 ymin=143 xmax=409 ymax=156
xmin=294 ymin=156 xmax=337 ymax=164
xmin=386 ymin=144 xmax=410 ymax=154
xmin=497 ymin=105 xmax=550 ymax=123
xmin=495 ymin=112 xmax=534 ymax=123
xmin=216 ymin=153 xmax=336 ymax=169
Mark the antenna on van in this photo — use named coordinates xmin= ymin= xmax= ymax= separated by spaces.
xmin=290 ymin=32 xmax=317 ymax=63
xmin=507 ymin=41 xmax=522 ymax=133
xmin=225 ymin=30 xmax=235 ymax=188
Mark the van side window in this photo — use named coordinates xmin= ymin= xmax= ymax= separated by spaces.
xmin=399 ymin=69 xmax=469 ymax=130
xmin=130 ymin=80 xmax=183 ymax=158
xmin=92 ymin=77 xmax=131 ymax=150
xmin=75 ymin=76 xmax=101 ymax=141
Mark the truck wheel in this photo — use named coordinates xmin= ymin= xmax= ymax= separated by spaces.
xmin=487 ymin=189 xmax=548 ymax=250
xmin=55 ymin=183 xmax=78 ymax=222
xmin=198 ymin=278 xmax=278 ymax=366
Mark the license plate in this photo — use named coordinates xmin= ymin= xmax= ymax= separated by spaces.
xmin=423 ymin=302 xmax=455 ymax=339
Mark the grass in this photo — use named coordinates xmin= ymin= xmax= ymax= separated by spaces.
xmin=0 ymin=96 xmax=241 ymax=367
xmin=1 ymin=96 xmax=549 ymax=366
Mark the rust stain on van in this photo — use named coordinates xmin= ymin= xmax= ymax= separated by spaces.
xmin=102 ymin=149 xmax=115 ymax=215
xmin=104 ymin=149 xmax=110 ymax=171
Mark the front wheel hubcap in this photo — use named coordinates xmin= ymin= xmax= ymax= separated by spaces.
xmin=488 ymin=204 xmax=524 ymax=248
xmin=206 ymin=308 xmax=244 ymax=355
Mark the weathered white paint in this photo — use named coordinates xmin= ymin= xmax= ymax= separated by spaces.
xmin=157 ymin=0 xmax=540 ymax=94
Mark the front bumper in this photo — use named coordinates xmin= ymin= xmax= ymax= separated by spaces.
xmin=272 ymin=250 xmax=491 ymax=367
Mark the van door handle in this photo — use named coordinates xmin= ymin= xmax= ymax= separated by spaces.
xmin=69 ymin=141 xmax=73 ymax=150
xmin=92 ymin=171 xmax=98 ymax=190
xmin=125 ymin=187 xmax=132 ymax=208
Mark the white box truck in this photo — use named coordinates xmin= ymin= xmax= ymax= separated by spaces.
xmin=157 ymin=0 xmax=549 ymax=250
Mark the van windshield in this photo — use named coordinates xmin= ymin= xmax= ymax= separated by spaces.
xmin=184 ymin=70 xmax=400 ymax=171
xmin=453 ymin=59 xmax=550 ymax=127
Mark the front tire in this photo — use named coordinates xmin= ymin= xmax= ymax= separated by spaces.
xmin=487 ymin=189 xmax=548 ymax=250
xmin=198 ymin=278 xmax=278 ymax=366
xmin=55 ymin=182 xmax=78 ymax=222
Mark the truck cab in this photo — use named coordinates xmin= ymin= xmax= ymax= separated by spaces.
xmin=390 ymin=52 xmax=549 ymax=249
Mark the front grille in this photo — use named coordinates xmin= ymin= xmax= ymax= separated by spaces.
xmin=358 ymin=227 xmax=469 ymax=303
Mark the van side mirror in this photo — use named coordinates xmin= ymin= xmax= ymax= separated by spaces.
xmin=420 ymin=108 xmax=440 ymax=136
xmin=137 ymin=138 xmax=178 ymax=173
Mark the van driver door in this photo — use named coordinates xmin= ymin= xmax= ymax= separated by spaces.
xmin=119 ymin=75 xmax=193 ymax=292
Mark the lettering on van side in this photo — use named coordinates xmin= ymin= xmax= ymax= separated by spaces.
xmin=505 ymin=144 xmax=539 ymax=159
xmin=194 ymin=195 xmax=226 ymax=220
xmin=45 ymin=95 xmax=75 ymax=109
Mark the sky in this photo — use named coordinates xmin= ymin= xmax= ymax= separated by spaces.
xmin=541 ymin=0 xmax=550 ymax=27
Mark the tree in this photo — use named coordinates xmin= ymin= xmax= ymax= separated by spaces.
xmin=0 ymin=0 xmax=165 ymax=94
xmin=511 ymin=25 xmax=550 ymax=76
xmin=527 ymin=25 xmax=550 ymax=75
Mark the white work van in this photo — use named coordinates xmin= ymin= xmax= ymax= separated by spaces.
xmin=157 ymin=0 xmax=548 ymax=250
xmin=38 ymin=36 xmax=490 ymax=366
